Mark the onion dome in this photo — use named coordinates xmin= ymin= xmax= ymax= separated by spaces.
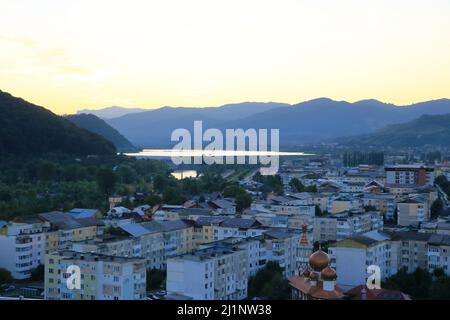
xmin=309 ymin=248 xmax=330 ymax=272
xmin=321 ymin=265 xmax=337 ymax=281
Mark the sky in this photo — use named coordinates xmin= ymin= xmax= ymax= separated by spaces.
xmin=1 ymin=0 xmax=450 ymax=114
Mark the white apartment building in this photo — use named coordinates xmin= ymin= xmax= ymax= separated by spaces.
xmin=329 ymin=231 xmax=396 ymax=289
xmin=262 ymin=229 xmax=300 ymax=278
xmin=385 ymin=165 xmax=434 ymax=186
xmin=397 ymin=197 xmax=430 ymax=227
xmin=166 ymin=247 xmax=247 ymax=300
xmin=314 ymin=211 xmax=383 ymax=242
xmin=427 ymin=234 xmax=450 ymax=275
xmin=0 ymin=219 xmax=48 ymax=279
xmin=45 ymin=250 xmax=146 ymax=300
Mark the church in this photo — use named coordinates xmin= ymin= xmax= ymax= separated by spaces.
xmin=289 ymin=224 xmax=345 ymax=300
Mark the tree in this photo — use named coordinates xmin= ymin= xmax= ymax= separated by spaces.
xmin=315 ymin=205 xmax=325 ymax=217
xmin=248 ymin=262 xmax=290 ymax=299
xmin=289 ymin=178 xmax=304 ymax=192
xmin=0 ymin=268 xmax=13 ymax=284
xmin=146 ymin=268 xmax=166 ymax=290
xmin=303 ymin=185 xmax=317 ymax=192
xmin=96 ymin=168 xmax=117 ymax=195
xmin=145 ymin=194 xmax=162 ymax=206
xmin=223 ymin=185 xmax=245 ymax=198
xmin=236 ymin=192 xmax=252 ymax=212
xmin=364 ymin=205 xmax=377 ymax=212
xmin=383 ymin=267 xmax=432 ymax=299
xmin=163 ymin=187 xmax=185 ymax=205
xmin=430 ymin=199 xmax=444 ymax=219
xmin=30 ymin=264 xmax=45 ymax=281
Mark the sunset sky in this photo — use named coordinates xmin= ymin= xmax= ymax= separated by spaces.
xmin=1 ymin=0 xmax=450 ymax=114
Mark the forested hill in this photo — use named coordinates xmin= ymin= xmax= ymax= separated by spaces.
xmin=337 ymin=113 xmax=450 ymax=148
xmin=0 ymin=90 xmax=116 ymax=156
xmin=65 ymin=113 xmax=137 ymax=152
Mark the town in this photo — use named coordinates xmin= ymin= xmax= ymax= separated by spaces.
xmin=1 ymin=150 xmax=450 ymax=301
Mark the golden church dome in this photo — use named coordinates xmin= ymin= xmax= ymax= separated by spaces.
xmin=309 ymin=248 xmax=330 ymax=272
xmin=321 ymin=265 xmax=337 ymax=281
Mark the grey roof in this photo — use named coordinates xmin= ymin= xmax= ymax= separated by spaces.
xmin=39 ymin=212 xmax=82 ymax=230
xmin=428 ymin=234 xmax=450 ymax=246
xmin=136 ymin=220 xmax=194 ymax=233
xmin=120 ymin=223 xmax=150 ymax=237
xmin=220 ymin=218 xmax=261 ymax=229
xmin=263 ymin=228 xmax=296 ymax=240
xmin=344 ymin=235 xmax=379 ymax=246
xmin=195 ymin=216 xmax=227 ymax=226
xmin=68 ymin=208 xmax=98 ymax=219
xmin=38 ymin=211 xmax=103 ymax=230
xmin=388 ymin=231 xmax=432 ymax=242
xmin=437 ymin=222 xmax=450 ymax=230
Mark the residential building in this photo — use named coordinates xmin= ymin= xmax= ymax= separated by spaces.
xmin=427 ymin=234 xmax=450 ymax=275
xmin=166 ymin=247 xmax=247 ymax=300
xmin=328 ymin=231 xmax=396 ymax=289
xmin=0 ymin=218 xmax=47 ymax=279
xmin=385 ymin=165 xmax=434 ymax=186
xmin=45 ymin=250 xmax=146 ymax=300
xmin=314 ymin=211 xmax=383 ymax=242
xmin=397 ymin=197 xmax=430 ymax=227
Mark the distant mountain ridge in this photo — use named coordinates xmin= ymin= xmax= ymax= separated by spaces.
xmin=77 ymin=106 xmax=148 ymax=119
xmin=65 ymin=114 xmax=137 ymax=152
xmin=0 ymin=90 xmax=116 ymax=156
xmin=105 ymin=102 xmax=288 ymax=147
xmin=102 ymin=98 xmax=450 ymax=147
xmin=336 ymin=113 xmax=450 ymax=148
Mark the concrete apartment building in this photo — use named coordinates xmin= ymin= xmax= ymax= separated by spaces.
xmin=361 ymin=194 xmax=396 ymax=220
xmin=427 ymin=234 xmax=450 ymax=275
xmin=329 ymin=231 xmax=397 ymax=289
xmin=327 ymin=196 xmax=362 ymax=214
xmin=0 ymin=219 xmax=47 ymax=279
xmin=45 ymin=250 xmax=146 ymax=300
xmin=385 ymin=165 xmax=434 ymax=186
xmin=261 ymin=229 xmax=300 ymax=278
xmin=314 ymin=211 xmax=383 ymax=242
xmin=388 ymin=231 xmax=431 ymax=273
xmin=166 ymin=247 xmax=248 ymax=300
xmin=397 ymin=197 xmax=430 ymax=227
xmin=198 ymin=237 xmax=265 ymax=278
xmin=0 ymin=212 xmax=104 ymax=280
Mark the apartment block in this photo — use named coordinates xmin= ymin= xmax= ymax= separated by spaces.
xmin=0 ymin=218 xmax=47 ymax=279
xmin=397 ymin=197 xmax=430 ymax=227
xmin=166 ymin=247 xmax=248 ymax=300
xmin=45 ymin=250 xmax=146 ymax=300
xmin=427 ymin=234 xmax=450 ymax=276
xmin=314 ymin=211 xmax=383 ymax=242
xmin=385 ymin=165 xmax=434 ymax=186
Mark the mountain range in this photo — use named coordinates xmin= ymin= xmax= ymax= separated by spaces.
xmin=96 ymin=98 xmax=450 ymax=147
xmin=337 ymin=113 xmax=450 ymax=148
xmin=65 ymin=114 xmax=137 ymax=152
xmin=0 ymin=90 xmax=116 ymax=156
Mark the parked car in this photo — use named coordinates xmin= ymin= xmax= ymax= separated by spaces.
xmin=2 ymin=285 xmax=15 ymax=292
xmin=155 ymin=290 xmax=166 ymax=297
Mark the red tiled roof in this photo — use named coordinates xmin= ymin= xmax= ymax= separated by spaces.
xmin=288 ymin=276 xmax=344 ymax=300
